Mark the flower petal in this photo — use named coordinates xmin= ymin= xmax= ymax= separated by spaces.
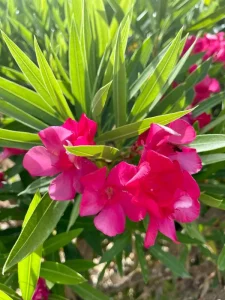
xmin=173 ymin=190 xmax=200 ymax=223
xmin=144 ymin=217 xmax=159 ymax=248
xmin=158 ymin=217 xmax=179 ymax=244
xmin=49 ymin=169 xmax=77 ymax=200
xmin=23 ymin=146 xmax=59 ymax=176
xmin=80 ymin=190 xmax=106 ymax=216
xmin=169 ymin=147 xmax=202 ymax=174
xmin=39 ymin=126 xmax=72 ymax=154
xmin=81 ymin=167 xmax=107 ymax=191
xmin=168 ymin=119 xmax=196 ymax=144
xmin=119 ymin=191 xmax=146 ymax=222
xmin=94 ymin=204 xmax=125 ymax=236
xmin=107 ymin=162 xmax=137 ymax=187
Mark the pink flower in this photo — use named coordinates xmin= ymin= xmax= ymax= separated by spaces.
xmin=23 ymin=115 xmax=98 ymax=201
xmin=193 ymin=75 xmax=220 ymax=105
xmin=126 ymin=150 xmax=200 ymax=248
xmin=193 ymin=112 xmax=211 ymax=129
xmin=32 ymin=278 xmax=49 ymax=300
xmin=137 ymin=119 xmax=202 ymax=175
xmin=0 ymin=147 xmax=26 ymax=161
xmin=80 ymin=162 xmax=146 ymax=236
xmin=0 ymin=172 xmax=5 ymax=188
xmin=62 ymin=114 xmax=97 ymax=145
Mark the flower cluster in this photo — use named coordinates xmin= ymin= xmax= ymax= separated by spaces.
xmin=182 ymin=32 xmax=225 ymax=63
xmin=180 ymin=33 xmax=223 ymax=128
xmin=32 ymin=278 xmax=49 ymax=300
xmin=24 ymin=115 xmax=202 ymax=248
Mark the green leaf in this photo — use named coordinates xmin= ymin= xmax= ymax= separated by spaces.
xmin=40 ymin=261 xmax=86 ymax=285
xmin=103 ymin=11 xmax=132 ymax=85
xmin=113 ymin=30 xmax=127 ymax=127
xmin=200 ymin=114 xmax=225 ymax=134
xmin=19 ymin=177 xmax=52 ymax=195
xmin=0 ymin=76 xmax=59 ymax=120
xmin=96 ymin=109 xmax=192 ymax=143
xmin=1 ymin=32 xmax=57 ymax=115
xmin=127 ymin=35 xmax=152 ymax=87
xmin=0 ymin=284 xmax=20 ymax=300
xmin=0 ymin=129 xmax=41 ymax=149
xmin=100 ymin=232 xmax=130 ymax=263
xmin=199 ymin=183 xmax=225 ymax=196
xmin=201 ymin=153 xmax=225 ymax=166
xmin=92 ymin=82 xmax=112 ymax=119
xmin=182 ymin=223 xmax=205 ymax=243
xmin=135 ymin=234 xmax=149 ymax=284
xmin=70 ymin=282 xmax=109 ymax=300
xmin=43 ymin=229 xmax=83 ymax=256
xmin=69 ymin=19 xmax=90 ymax=116
xmin=130 ymin=28 xmax=183 ymax=121
xmin=0 ymin=100 xmax=47 ymax=131
xmin=90 ymin=0 xmax=109 ymax=58
xmin=8 ymin=17 xmax=33 ymax=46
xmin=190 ymin=134 xmax=225 ymax=153
xmin=149 ymin=244 xmax=190 ymax=278
xmin=218 ymin=244 xmax=225 ymax=271
xmin=66 ymin=145 xmax=119 ymax=160
xmin=64 ymin=259 xmax=95 ymax=272
xmin=49 ymin=295 xmax=69 ymax=300
xmin=200 ymin=193 xmax=223 ymax=209
xmin=192 ymin=92 xmax=225 ymax=117
xmin=34 ymin=38 xmax=74 ymax=120
xmin=67 ymin=197 xmax=81 ymax=232
xmin=3 ymin=194 xmax=69 ymax=273
xmin=18 ymin=192 xmax=42 ymax=300
xmin=0 ymin=291 xmax=13 ymax=300
xmin=188 ymin=5 xmax=225 ymax=31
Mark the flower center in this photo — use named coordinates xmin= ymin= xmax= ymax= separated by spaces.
xmin=105 ymin=187 xmax=114 ymax=200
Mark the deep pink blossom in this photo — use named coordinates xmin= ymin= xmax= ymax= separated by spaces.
xmin=137 ymin=119 xmax=202 ymax=175
xmin=0 ymin=147 xmax=26 ymax=161
xmin=23 ymin=116 xmax=97 ymax=200
xmin=126 ymin=150 xmax=200 ymax=248
xmin=193 ymin=75 xmax=220 ymax=105
xmin=80 ymin=162 xmax=146 ymax=236
xmin=32 ymin=278 xmax=49 ymax=300
xmin=182 ymin=33 xmax=225 ymax=63
xmin=0 ymin=172 xmax=5 ymax=188
xmin=62 ymin=114 xmax=97 ymax=145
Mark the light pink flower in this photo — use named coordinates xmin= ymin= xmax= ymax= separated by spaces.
xmin=0 ymin=147 xmax=26 ymax=161
xmin=32 ymin=278 xmax=49 ymax=300
xmin=23 ymin=116 xmax=98 ymax=201
xmin=80 ymin=162 xmax=146 ymax=236
xmin=126 ymin=150 xmax=200 ymax=248
xmin=138 ymin=119 xmax=202 ymax=175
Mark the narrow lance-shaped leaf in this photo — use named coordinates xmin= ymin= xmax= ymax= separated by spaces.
xmin=0 ymin=129 xmax=41 ymax=149
xmin=149 ymin=244 xmax=190 ymax=278
xmin=190 ymin=134 xmax=225 ymax=153
xmin=0 ymin=100 xmax=48 ymax=131
xmin=218 ymin=245 xmax=225 ymax=271
xmin=96 ymin=109 xmax=192 ymax=143
xmin=113 ymin=30 xmax=127 ymax=127
xmin=92 ymin=81 xmax=112 ymax=119
xmin=34 ymin=38 xmax=74 ymax=120
xmin=130 ymin=28 xmax=183 ymax=122
xmin=40 ymin=261 xmax=86 ymax=285
xmin=1 ymin=32 xmax=57 ymax=115
xmin=188 ymin=5 xmax=225 ymax=31
xmin=43 ymin=228 xmax=83 ymax=256
xmin=3 ymin=194 xmax=69 ymax=273
xmin=70 ymin=282 xmax=109 ymax=300
xmin=69 ymin=19 xmax=90 ymax=116
xmin=66 ymin=145 xmax=119 ymax=160
xmin=18 ymin=192 xmax=43 ymax=300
